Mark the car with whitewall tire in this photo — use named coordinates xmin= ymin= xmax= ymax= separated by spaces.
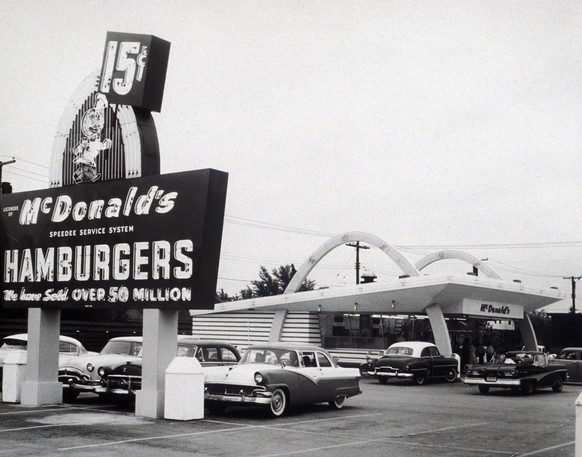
xmin=204 ymin=343 xmax=361 ymax=417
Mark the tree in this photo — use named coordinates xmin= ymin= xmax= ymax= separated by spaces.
xmin=214 ymin=264 xmax=316 ymax=301
xmin=245 ymin=264 xmax=316 ymax=297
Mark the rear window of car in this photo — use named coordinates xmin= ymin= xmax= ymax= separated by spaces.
xmin=386 ymin=346 xmax=413 ymax=356
xmin=59 ymin=342 xmax=79 ymax=354
xmin=316 ymin=352 xmax=332 ymax=367
xmin=220 ymin=347 xmax=239 ymax=362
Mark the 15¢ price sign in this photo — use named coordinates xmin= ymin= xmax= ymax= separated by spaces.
xmin=99 ymin=32 xmax=170 ymax=112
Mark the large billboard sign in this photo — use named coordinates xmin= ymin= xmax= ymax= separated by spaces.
xmin=1 ymin=169 xmax=227 ymax=310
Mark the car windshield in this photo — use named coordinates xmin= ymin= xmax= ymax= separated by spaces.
xmin=1 ymin=339 xmax=27 ymax=350
xmin=386 ymin=346 xmax=413 ymax=356
xmin=242 ymin=348 xmax=299 ymax=366
xmin=100 ymin=340 xmax=142 ymax=356
xmin=502 ymin=353 xmax=535 ymax=364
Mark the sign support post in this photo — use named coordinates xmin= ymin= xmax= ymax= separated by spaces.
xmin=20 ymin=308 xmax=62 ymax=406
xmin=135 ymin=309 xmax=178 ymax=418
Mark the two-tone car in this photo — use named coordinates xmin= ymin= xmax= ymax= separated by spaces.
xmin=204 ymin=343 xmax=361 ymax=417
xmin=97 ymin=338 xmax=240 ymax=405
xmin=462 ymin=350 xmax=568 ymax=394
xmin=362 ymin=341 xmax=459 ymax=385
xmin=58 ymin=336 xmax=143 ymax=401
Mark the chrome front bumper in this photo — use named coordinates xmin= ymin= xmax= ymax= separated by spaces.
xmin=204 ymin=390 xmax=272 ymax=405
xmin=462 ymin=377 xmax=520 ymax=387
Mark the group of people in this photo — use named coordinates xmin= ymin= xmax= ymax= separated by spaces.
xmin=460 ymin=339 xmax=496 ymax=369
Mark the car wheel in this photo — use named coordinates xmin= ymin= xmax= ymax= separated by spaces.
xmin=62 ymin=390 xmax=80 ymax=403
xmin=378 ymin=377 xmax=388 ymax=385
xmin=446 ymin=369 xmax=457 ymax=383
xmin=206 ymin=401 xmax=226 ymax=415
xmin=478 ymin=385 xmax=490 ymax=394
xmin=414 ymin=375 xmax=426 ymax=385
xmin=521 ymin=381 xmax=535 ymax=395
xmin=268 ymin=388 xmax=287 ymax=417
xmin=329 ymin=395 xmax=346 ymax=410
xmin=552 ymin=377 xmax=563 ymax=393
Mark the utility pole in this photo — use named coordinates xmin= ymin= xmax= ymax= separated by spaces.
xmin=346 ymin=241 xmax=370 ymax=284
xmin=0 ymin=159 xmax=16 ymax=194
xmin=563 ymin=276 xmax=581 ymax=314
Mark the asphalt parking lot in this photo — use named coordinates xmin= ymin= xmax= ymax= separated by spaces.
xmin=0 ymin=378 xmax=580 ymax=457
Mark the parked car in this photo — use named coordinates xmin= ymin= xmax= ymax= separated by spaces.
xmin=0 ymin=333 xmax=95 ymax=388
xmin=58 ymin=336 xmax=143 ymax=401
xmin=553 ymin=347 xmax=582 ymax=383
xmin=462 ymin=351 xmax=568 ymax=394
xmin=97 ymin=338 xmax=240 ymax=405
xmin=361 ymin=341 xmax=459 ymax=385
xmin=204 ymin=343 xmax=361 ymax=417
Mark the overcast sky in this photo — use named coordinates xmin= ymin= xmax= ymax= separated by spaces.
xmin=1 ymin=1 xmax=581 ymax=309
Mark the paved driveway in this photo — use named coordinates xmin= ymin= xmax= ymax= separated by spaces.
xmin=0 ymin=378 xmax=579 ymax=456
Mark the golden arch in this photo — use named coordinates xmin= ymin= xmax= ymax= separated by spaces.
xmin=284 ymin=231 xmax=419 ymax=294
xmin=414 ymin=250 xmax=502 ymax=279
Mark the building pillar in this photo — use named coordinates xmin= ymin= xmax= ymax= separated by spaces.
xmin=269 ymin=309 xmax=287 ymax=342
xmin=425 ymin=304 xmax=453 ymax=357
xmin=135 ymin=309 xmax=178 ymax=418
xmin=20 ymin=308 xmax=62 ymax=406
xmin=516 ymin=313 xmax=538 ymax=351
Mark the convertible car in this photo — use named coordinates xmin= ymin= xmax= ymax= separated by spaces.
xmin=204 ymin=343 xmax=362 ymax=417
xmin=361 ymin=341 xmax=459 ymax=385
xmin=59 ymin=336 xmax=143 ymax=401
xmin=97 ymin=338 xmax=240 ymax=405
xmin=462 ymin=351 xmax=568 ymax=394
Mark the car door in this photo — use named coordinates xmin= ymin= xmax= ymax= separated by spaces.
xmin=428 ymin=346 xmax=456 ymax=377
xmin=573 ymin=350 xmax=582 ymax=382
xmin=558 ymin=349 xmax=581 ymax=382
xmin=219 ymin=347 xmax=239 ymax=366
xmin=296 ymin=351 xmax=323 ymax=403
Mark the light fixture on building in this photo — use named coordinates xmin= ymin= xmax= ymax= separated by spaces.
xmin=317 ymin=304 xmax=322 ymax=313
xmin=353 ymin=302 xmax=358 ymax=312
xmin=391 ymin=300 xmax=396 ymax=309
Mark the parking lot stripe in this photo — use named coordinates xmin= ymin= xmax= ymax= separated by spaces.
xmin=0 ymin=407 xmax=67 ymax=416
xmin=402 ymin=421 xmax=490 ymax=437
xmin=57 ymin=423 xmax=257 ymax=451
xmin=516 ymin=441 xmax=575 ymax=456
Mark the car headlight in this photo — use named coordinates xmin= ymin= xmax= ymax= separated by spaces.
xmin=98 ymin=367 xmax=106 ymax=377
xmin=86 ymin=363 xmax=94 ymax=373
xmin=254 ymin=372 xmax=264 ymax=384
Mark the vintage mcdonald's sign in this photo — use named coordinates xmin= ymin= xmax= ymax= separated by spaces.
xmin=1 ymin=32 xmax=228 ymax=310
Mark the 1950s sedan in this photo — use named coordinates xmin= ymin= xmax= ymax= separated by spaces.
xmin=59 ymin=336 xmax=143 ymax=401
xmin=554 ymin=347 xmax=582 ymax=383
xmin=462 ymin=351 xmax=568 ymax=395
xmin=204 ymin=343 xmax=361 ymax=417
xmin=362 ymin=341 xmax=459 ymax=385
xmin=97 ymin=338 xmax=240 ymax=405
